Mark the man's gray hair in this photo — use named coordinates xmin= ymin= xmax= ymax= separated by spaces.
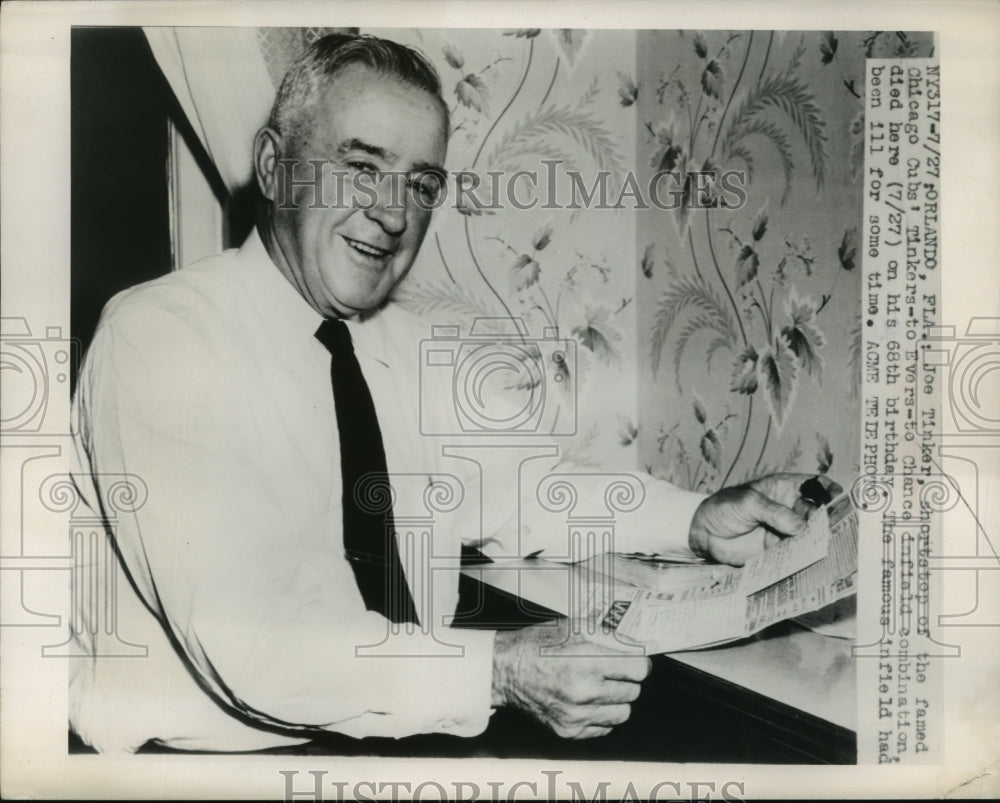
xmin=269 ymin=33 xmax=448 ymax=141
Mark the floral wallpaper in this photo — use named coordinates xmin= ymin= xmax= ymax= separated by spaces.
xmin=368 ymin=28 xmax=933 ymax=490
xmin=378 ymin=27 xmax=643 ymax=469
xmin=637 ymin=30 xmax=932 ymax=493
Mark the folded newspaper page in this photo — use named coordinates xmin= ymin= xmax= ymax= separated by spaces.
xmin=587 ymin=495 xmax=858 ymax=653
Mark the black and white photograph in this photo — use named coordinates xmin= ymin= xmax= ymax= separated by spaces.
xmin=1 ymin=1 xmax=998 ymax=800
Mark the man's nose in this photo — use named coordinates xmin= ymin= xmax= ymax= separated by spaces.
xmin=363 ymin=173 xmax=407 ymax=235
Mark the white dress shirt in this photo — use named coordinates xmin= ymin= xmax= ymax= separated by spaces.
xmin=69 ymin=229 xmax=707 ymax=752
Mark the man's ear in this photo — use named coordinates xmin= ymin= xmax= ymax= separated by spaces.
xmin=253 ymin=126 xmax=282 ymax=202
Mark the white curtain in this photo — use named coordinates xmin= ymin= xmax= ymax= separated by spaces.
xmin=143 ymin=27 xmax=352 ymax=195
xmin=144 ymin=27 xmax=274 ymax=195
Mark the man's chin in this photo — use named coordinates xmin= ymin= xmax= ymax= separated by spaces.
xmin=329 ymin=291 xmax=394 ymax=320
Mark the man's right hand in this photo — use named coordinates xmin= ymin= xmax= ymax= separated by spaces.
xmin=490 ymin=619 xmax=651 ymax=739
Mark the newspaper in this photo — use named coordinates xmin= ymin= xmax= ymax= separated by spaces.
xmin=587 ymin=495 xmax=858 ymax=653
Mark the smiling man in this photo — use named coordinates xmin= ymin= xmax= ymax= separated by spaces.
xmin=257 ymin=59 xmax=448 ymax=318
xmin=69 ymin=33 xmax=836 ymax=753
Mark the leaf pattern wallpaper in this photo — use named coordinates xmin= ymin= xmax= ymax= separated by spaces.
xmin=381 ymin=27 xmax=643 ymax=469
xmin=637 ymin=30 xmax=932 ymax=493
xmin=372 ymin=28 xmax=933 ymax=489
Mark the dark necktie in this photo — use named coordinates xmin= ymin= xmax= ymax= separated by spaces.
xmin=315 ymin=318 xmax=419 ymax=625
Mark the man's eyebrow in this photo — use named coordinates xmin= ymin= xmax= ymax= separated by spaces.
xmin=411 ymin=161 xmax=448 ymax=180
xmin=336 ymin=140 xmax=446 ymax=179
xmin=337 ymin=138 xmax=399 ymax=164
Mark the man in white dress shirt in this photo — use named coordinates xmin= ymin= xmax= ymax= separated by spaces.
xmin=69 ymin=33 xmax=833 ymax=752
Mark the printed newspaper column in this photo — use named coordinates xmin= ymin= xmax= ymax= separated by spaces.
xmin=857 ymin=57 xmax=956 ymax=766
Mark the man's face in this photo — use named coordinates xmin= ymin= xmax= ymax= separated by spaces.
xmin=258 ymin=65 xmax=448 ymax=318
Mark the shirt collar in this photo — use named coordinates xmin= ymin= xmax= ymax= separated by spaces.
xmin=237 ymin=227 xmax=389 ymax=363
xmin=238 ymin=227 xmax=323 ymax=347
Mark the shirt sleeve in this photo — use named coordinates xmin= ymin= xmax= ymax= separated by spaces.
xmin=470 ymin=448 xmax=708 ymax=561
xmin=75 ymin=297 xmax=496 ymax=740
xmin=531 ymin=461 xmax=708 ymax=558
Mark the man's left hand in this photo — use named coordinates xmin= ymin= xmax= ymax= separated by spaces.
xmin=688 ymin=473 xmax=842 ymax=567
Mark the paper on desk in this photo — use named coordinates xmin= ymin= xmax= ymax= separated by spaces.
xmin=610 ymin=571 xmax=747 ymax=653
xmin=793 ymin=596 xmax=857 ymax=640
xmin=618 ymin=548 xmax=707 ymax=565
xmin=581 ymin=553 xmax=736 ymax=592
xmin=588 ymin=495 xmax=859 ymax=654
